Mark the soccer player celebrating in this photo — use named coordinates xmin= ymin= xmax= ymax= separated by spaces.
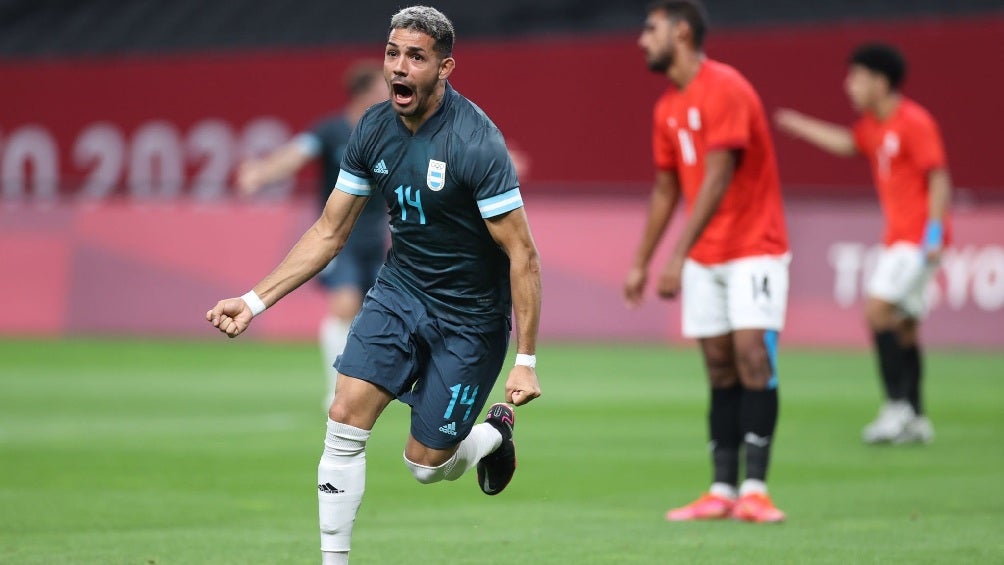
xmin=207 ymin=6 xmax=542 ymax=563
xmin=625 ymin=0 xmax=790 ymax=523
xmin=237 ymin=62 xmax=389 ymax=408
xmin=775 ymin=44 xmax=950 ymax=445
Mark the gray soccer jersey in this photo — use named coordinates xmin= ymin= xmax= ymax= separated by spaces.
xmin=334 ymin=83 xmax=523 ymax=322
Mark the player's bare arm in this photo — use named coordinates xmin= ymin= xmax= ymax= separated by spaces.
xmin=206 ymin=189 xmax=369 ymax=337
xmin=774 ymin=108 xmax=857 ymax=157
xmin=658 ymin=149 xmax=736 ymax=299
xmin=625 ymin=169 xmax=681 ymax=308
xmin=236 ymin=141 xmax=313 ymax=196
xmin=485 ymin=207 xmax=542 ymax=407
xmin=924 ymin=167 xmax=952 ymax=262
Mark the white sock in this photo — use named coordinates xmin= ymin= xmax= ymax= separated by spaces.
xmin=710 ymin=482 xmax=738 ymax=500
xmin=320 ymin=316 xmax=350 ymax=407
xmin=321 ymin=551 xmax=349 ymax=565
xmin=319 ymin=419 xmax=370 ymax=554
xmin=739 ymin=479 xmax=768 ymax=497
xmin=403 ymin=423 xmax=502 ymax=483
xmin=447 ymin=423 xmax=503 ymax=480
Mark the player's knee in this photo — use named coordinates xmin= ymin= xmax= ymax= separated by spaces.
xmin=703 ymin=350 xmax=738 ymax=388
xmin=328 ymin=402 xmax=350 ymax=424
xmin=865 ymin=298 xmax=897 ymax=330
xmin=403 ymin=455 xmax=451 ymax=484
xmin=331 ymin=303 xmax=361 ymax=321
xmin=329 ymin=289 xmax=363 ymax=320
xmin=735 ymin=346 xmax=772 ymax=390
xmin=706 ymin=363 xmax=738 ymax=388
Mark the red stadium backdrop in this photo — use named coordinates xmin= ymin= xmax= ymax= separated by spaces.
xmin=2 ymin=16 xmax=1002 ymax=199
xmin=2 ymin=16 xmax=1002 ymax=346
xmin=2 ymin=198 xmax=1002 ymax=347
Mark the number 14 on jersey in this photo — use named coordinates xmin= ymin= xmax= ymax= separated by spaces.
xmin=394 ymin=185 xmax=426 ymax=225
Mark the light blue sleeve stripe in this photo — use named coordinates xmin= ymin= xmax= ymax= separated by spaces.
xmin=335 ymin=169 xmax=372 ymax=196
xmin=294 ymin=133 xmax=321 ymax=157
xmin=477 ymin=188 xmax=523 ymax=218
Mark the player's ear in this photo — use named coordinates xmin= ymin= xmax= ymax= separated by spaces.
xmin=438 ymin=57 xmax=455 ymax=80
xmin=676 ymin=23 xmax=687 ymax=45
xmin=674 ymin=18 xmax=693 ymax=47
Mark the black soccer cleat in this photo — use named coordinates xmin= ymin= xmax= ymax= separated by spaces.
xmin=477 ymin=402 xmax=516 ymax=495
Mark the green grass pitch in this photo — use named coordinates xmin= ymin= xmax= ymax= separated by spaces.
xmin=1 ymin=339 xmax=1002 ymax=564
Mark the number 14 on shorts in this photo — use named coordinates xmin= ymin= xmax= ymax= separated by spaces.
xmin=443 ymin=384 xmax=479 ymax=422
xmin=752 ymin=274 xmax=771 ymax=301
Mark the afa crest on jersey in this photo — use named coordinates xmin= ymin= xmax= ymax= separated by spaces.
xmin=427 ymin=159 xmax=447 ymax=191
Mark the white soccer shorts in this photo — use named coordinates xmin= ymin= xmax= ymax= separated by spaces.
xmin=681 ymin=253 xmax=791 ymax=338
xmin=867 ymin=242 xmax=936 ymax=319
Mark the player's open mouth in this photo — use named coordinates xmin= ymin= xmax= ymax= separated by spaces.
xmin=392 ymin=83 xmax=415 ymax=106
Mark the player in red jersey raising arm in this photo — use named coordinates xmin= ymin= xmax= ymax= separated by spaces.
xmin=775 ymin=43 xmax=951 ymax=445
xmin=625 ymin=0 xmax=790 ymax=523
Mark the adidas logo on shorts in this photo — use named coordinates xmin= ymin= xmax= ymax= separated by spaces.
xmin=439 ymin=421 xmax=458 ymax=436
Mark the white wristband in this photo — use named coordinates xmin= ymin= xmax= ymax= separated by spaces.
xmin=514 ymin=354 xmax=536 ymax=369
xmin=241 ymin=290 xmax=267 ymax=317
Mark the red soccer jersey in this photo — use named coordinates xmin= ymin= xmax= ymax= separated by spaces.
xmin=652 ymin=59 xmax=789 ymax=264
xmin=853 ymin=97 xmax=951 ymax=246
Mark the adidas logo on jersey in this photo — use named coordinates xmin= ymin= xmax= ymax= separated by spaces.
xmin=439 ymin=421 xmax=458 ymax=436
xmin=318 ymin=482 xmax=344 ymax=494
xmin=373 ymin=160 xmax=389 ymax=175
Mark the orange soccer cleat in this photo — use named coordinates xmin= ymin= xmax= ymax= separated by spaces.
xmin=665 ymin=493 xmax=735 ymax=521
xmin=731 ymin=492 xmax=786 ymax=523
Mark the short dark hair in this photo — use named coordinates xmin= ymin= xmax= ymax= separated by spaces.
xmin=389 ymin=5 xmax=455 ymax=58
xmin=849 ymin=43 xmax=907 ymax=90
xmin=343 ymin=60 xmax=383 ymax=97
xmin=646 ymin=0 xmax=708 ymax=48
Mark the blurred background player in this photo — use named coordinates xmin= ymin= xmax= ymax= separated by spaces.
xmin=775 ymin=43 xmax=951 ymax=445
xmin=237 ymin=61 xmax=389 ymax=406
xmin=625 ymin=0 xmax=789 ymax=523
